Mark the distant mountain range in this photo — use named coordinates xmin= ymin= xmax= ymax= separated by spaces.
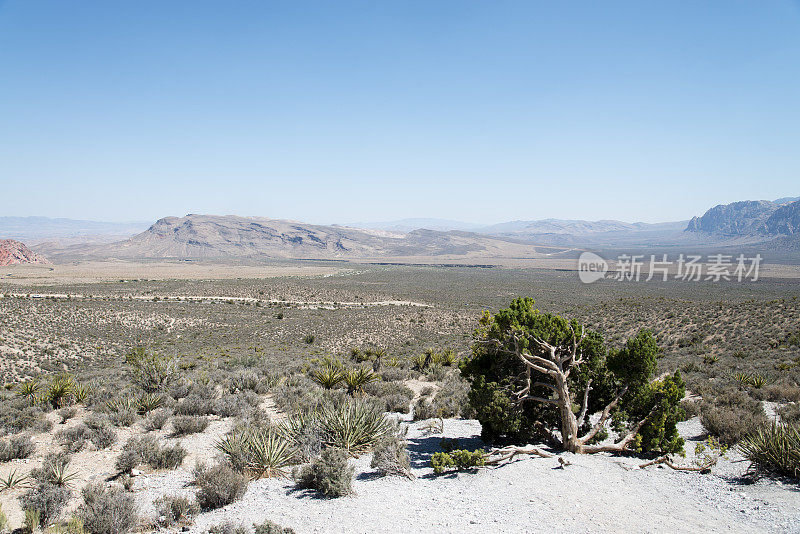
xmin=38 ymin=214 xmax=546 ymax=261
xmin=0 ymin=217 xmax=150 ymax=244
xmin=685 ymin=197 xmax=800 ymax=237
xmin=4 ymin=194 xmax=799 ymax=263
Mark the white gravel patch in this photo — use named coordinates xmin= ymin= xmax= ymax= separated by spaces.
xmin=142 ymin=417 xmax=800 ymax=534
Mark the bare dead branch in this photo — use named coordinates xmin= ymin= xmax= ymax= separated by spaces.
xmin=576 ymin=379 xmax=592 ymax=427
xmin=579 ymin=383 xmax=629 ymax=444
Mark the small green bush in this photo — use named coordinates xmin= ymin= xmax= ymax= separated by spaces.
xmin=700 ymin=390 xmax=768 ymax=445
xmin=430 ymin=449 xmax=485 ymax=474
xmin=293 ymin=448 xmax=354 ymax=498
xmin=194 ymin=463 xmax=249 ymax=510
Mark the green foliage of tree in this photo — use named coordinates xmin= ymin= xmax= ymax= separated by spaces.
xmin=460 ymin=298 xmax=684 ymax=455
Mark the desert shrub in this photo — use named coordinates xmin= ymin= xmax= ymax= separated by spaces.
xmin=78 ymin=483 xmax=137 ymax=534
xmin=363 ymin=381 xmax=414 ymax=414
xmin=430 ymin=449 xmax=486 ymax=474
xmin=144 ymin=408 xmax=171 ymax=431
xmin=207 ymin=523 xmax=248 ymax=534
xmin=194 ymin=463 xmax=249 ymax=510
xmin=30 ymin=452 xmax=77 ymax=487
xmin=370 ymin=424 xmax=412 ymax=478
xmin=429 ymin=378 xmax=470 ymax=419
xmin=293 ymin=448 xmax=353 ymax=498
xmin=154 ymin=495 xmax=200 ymax=527
xmin=738 ymin=422 xmax=800 ymax=480
xmin=778 ymin=403 xmax=800 ymax=424
xmin=19 ymin=483 xmax=72 ymax=526
xmin=0 ymin=504 xmax=7 ymax=533
xmin=271 ymin=377 xmax=330 ymax=415
xmin=413 ymin=398 xmax=436 ymax=421
xmin=253 ymin=520 xmax=296 ymax=534
xmin=0 ymin=404 xmax=52 ymax=433
xmin=57 ymin=407 xmax=77 ymax=424
xmin=700 ymin=390 xmax=768 ymax=445
xmin=0 ymin=434 xmax=35 ymax=462
xmin=175 ymin=395 xmax=215 ymax=416
xmin=216 ymin=426 xmax=295 ymax=477
xmin=127 ymin=348 xmax=179 ymax=393
xmin=172 ymin=415 xmax=209 ymax=436
xmin=84 ymin=415 xmax=117 ymax=449
xmin=110 ymin=409 xmax=137 ymax=428
xmin=379 ymin=367 xmax=407 ymax=382
xmin=212 ymin=392 xmax=260 ymax=418
xmin=116 ymin=435 xmax=186 ymax=472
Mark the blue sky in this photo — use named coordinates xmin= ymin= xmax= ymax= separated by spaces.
xmin=1 ymin=1 xmax=799 ymax=224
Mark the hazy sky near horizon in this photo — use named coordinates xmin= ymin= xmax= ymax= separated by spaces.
xmin=1 ymin=1 xmax=799 ymax=225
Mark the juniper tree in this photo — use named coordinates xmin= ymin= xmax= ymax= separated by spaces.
xmin=460 ymin=298 xmax=684 ymax=454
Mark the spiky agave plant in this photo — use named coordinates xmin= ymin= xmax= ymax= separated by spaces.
xmin=344 ymin=367 xmax=379 ymax=395
xmin=738 ymin=422 xmax=800 ymax=479
xmin=16 ymin=380 xmax=39 ymax=405
xmin=105 ymin=396 xmax=136 ymax=413
xmin=246 ymin=428 xmax=296 ymax=478
xmin=46 ymin=374 xmax=76 ymax=408
xmin=0 ymin=469 xmax=31 ymax=492
xmin=136 ymin=393 xmax=165 ymax=415
xmin=309 ymin=364 xmax=345 ymax=389
xmin=317 ymin=401 xmax=390 ymax=454
xmin=440 ymin=349 xmax=458 ymax=366
xmin=409 ymin=354 xmax=428 ymax=372
xmin=216 ymin=427 xmax=295 ymax=478
xmin=72 ymin=383 xmax=89 ymax=404
xmin=41 ymin=455 xmax=79 ymax=488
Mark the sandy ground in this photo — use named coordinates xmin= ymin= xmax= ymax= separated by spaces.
xmin=135 ymin=417 xmax=800 ymax=534
xmin=0 ymin=262 xmax=345 ymax=285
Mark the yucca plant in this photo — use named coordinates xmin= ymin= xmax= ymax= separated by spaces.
xmin=0 ymin=469 xmax=31 ymax=492
xmin=246 ymin=428 xmax=296 ymax=478
xmin=39 ymin=455 xmax=79 ymax=488
xmin=105 ymin=397 xmax=136 ymax=413
xmin=440 ymin=350 xmax=458 ymax=366
xmin=738 ymin=422 xmax=800 ymax=479
xmin=344 ymin=367 xmax=379 ymax=395
xmin=71 ymin=383 xmax=89 ymax=404
xmin=216 ymin=427 xmax=295 ymax=478
xmin=317 ymin=401 xmax=390 ymax=454
xmin=136 ymin=393 xmax=164 ymax=415
xmin=409 ymin=354 xmax=428 ymax=372
xmin=733 ymin=371 xmax=752 ymax=386
xmin=46 ymin=374 xmax=76 ymax=408
xmin=749 ymin=373 xmax=767 ymax=389
xmin=309 ymin=364 xmax=344 ymax=389
xmin=16 ymin=380 xmax=40 ymax=405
